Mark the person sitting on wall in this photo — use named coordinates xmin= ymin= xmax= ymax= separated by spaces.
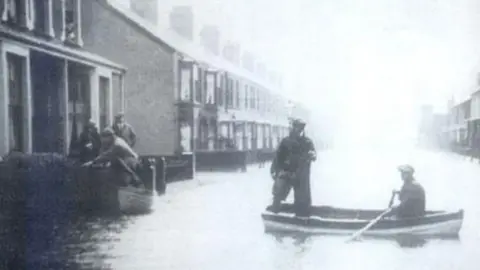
xmin=78 ymin=119 xmax=101 ymax=163
xmin=112 ymin=113 xmax=137 ymax=148
xmin=82 ymin=128 xmax=143 ymax=188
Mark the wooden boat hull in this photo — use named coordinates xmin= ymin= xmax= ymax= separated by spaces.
xmin=262 ymin=204 xmax=464 ymax=237
xmin=118 ymin=187 xmax=154 ymax=214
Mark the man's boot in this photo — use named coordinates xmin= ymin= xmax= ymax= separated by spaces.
xmin=268 ymin=199 xmax=282 ymax=213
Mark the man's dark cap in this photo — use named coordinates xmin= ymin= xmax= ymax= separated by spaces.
xmin=292 ymin=119 xmax=306 ymax=128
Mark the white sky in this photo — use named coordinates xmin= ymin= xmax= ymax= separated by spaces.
xmin=156 ymin=0 xmax=480 ymax=144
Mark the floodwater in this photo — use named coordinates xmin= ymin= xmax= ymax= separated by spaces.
xmin=12 ymin=146 xmax=480 ymax=269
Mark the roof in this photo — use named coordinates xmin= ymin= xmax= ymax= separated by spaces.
xmin=104 ymin=0 xmax=279 ymax=92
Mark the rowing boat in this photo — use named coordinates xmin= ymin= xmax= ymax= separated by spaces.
xmin=262 ymin=204 xmax=463 ymax=237
xmin=117 ymin=158 xmax=157 ymax=214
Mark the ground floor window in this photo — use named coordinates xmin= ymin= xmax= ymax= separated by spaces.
xmin=180 ymin=121 xmax=192 ymax=153
xmin=7 ymin=53 xmax=25 ymax=152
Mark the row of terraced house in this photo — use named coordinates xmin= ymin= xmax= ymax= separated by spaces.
xmin=0 ymin=0 xmax=305 ymax=179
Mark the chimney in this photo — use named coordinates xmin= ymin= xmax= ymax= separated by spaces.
xmin=241 ymin=51 xmax=255 ymax=72
xmin=223 ymin=42 xmax=240 ymax=65
xmin=169 ymin=6 xmax=194 ymax=40
xmin=200 ymin=25 xmax=220 ymax=55
xmin=267 ymin=71 xmax=276 ymax=84
xmin=130 ymin=0 xmax=158 ymax=25
xmin=256 ymin=62 xmax=266 ymax=78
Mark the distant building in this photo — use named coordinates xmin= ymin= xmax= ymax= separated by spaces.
xmin=418 ymin=105 xmax=448 ymax=148
xmin=444 ymin=99 xmax=470 ymax=146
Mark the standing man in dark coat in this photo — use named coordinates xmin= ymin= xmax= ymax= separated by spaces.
xmin=269 ymin=119 xmax=317 ymax=217
xmin=112 ymin=113 xmax=137 ymax=148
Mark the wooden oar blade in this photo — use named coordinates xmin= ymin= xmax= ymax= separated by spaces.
xmin=346 ymin=207 xmax=393 ymax=243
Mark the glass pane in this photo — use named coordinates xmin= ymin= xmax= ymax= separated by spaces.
xmin=180 ymin=69 xmax=191 ymax=101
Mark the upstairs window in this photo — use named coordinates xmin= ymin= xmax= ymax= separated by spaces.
xmin=226 ymin=77 xmax=234 ymax=108
xmin=216 ymin=73 xmax=224 ymax=106
xmin=195 ymin=67 xmax=203 ymax=103
xmin=244 ymin=85 xmax=249 ymax=109
xmin=64 ymin=0 xmax=82 ymax=45
xmin=206 ymin=72 xmax=215 ymax=105
xmin=1 ymin=0 xmax=34 ymax=29
xmin=249 ymin=86 xmax=255 ymax=109
xmin=235 ymin=80 xmax=240 ymax=109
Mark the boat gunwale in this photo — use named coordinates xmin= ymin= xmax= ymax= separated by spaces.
xmin=262 ymin=208 xmax=464 ymax=224
xmin=261 ymin=205 xmax=464 ymax=231
xmin=263 ymin=218 xmax=463 ymax=236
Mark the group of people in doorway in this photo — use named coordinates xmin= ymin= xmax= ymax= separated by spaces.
xmin=268 ymin=119 xmax=426 ymax=219
xmin=75 ymin=113 xmax=143 ymax=188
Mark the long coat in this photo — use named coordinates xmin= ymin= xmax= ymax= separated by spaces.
xmin=271 ymin=134 xmax=316 ymax=215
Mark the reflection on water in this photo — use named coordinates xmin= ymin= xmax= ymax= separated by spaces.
xmin=3 ymin=148 xmax=480 ymax=269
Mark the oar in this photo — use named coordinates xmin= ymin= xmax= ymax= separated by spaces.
xmin=346 ymin=193 xmax=397 ymax=243
xmin=346 ymin=207 xmax=393 ymax=242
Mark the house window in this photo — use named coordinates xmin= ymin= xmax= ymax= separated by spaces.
xmin=250 ymin=86 xmax=255 ymax=109
xmin=255 ymin=88 xmax=260 ymax=110
xmin=235 ymin=80 xmax=240 ymax=109
xmin=180 ymin=122 xmax=192 ymax=152
xmin=216 ymin=73 xmax=224 ymax=106
xmin=226 ymin=77 xmax=234 ymax=108
xmin=2 ymin=0 xmax=34 ymax=29
xmin=33 ymin=1 xmax=46 ymax=33
xmin=180 ymin=68 xmax=191 ymax=101
xmin=244 ymin=85 xmax=249 ymax=109
xmin=195 ymin=67 xmax=202 ymax=103
xmin=206 ymin=73 xmax=215 ymax=104
xmin=7 ymin=54 xmax=25 ymax=152
xmin=98 ymin=76 xmax=110 ymax=130
xmin=64 ymin=0 xmax=82 ymax=45
xmin=257 ymin=124 xmax=263 ymax=149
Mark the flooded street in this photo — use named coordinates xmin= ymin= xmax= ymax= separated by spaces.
xmin=38 ymin=147 xmax=480 ymax=269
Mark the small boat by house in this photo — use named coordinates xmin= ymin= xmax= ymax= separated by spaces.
xmin=262 ymin=204 xmax=464 ymax=238
xmin=118 ymin=186 xmax=154 ymax=214
xmin=117 ymin=158 xmax=157 ymax=215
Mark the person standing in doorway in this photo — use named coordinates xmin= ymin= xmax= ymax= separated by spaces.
xmin=78 ymin=119 xmax=101 ymax=163
xmin=112 ymin=113 xmax=137 ymax=148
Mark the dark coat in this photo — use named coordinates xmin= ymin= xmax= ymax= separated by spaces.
xmin=271 ymin=134 xmax=316 ymax=216
xmin=78 ymin=127 xmax=101 ymax=162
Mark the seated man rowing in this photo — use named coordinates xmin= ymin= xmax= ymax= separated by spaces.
xmin=389 ymin=165 xmax=426 ymax=218
xmin=82 ymin=128 xmax=144 ymax=188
